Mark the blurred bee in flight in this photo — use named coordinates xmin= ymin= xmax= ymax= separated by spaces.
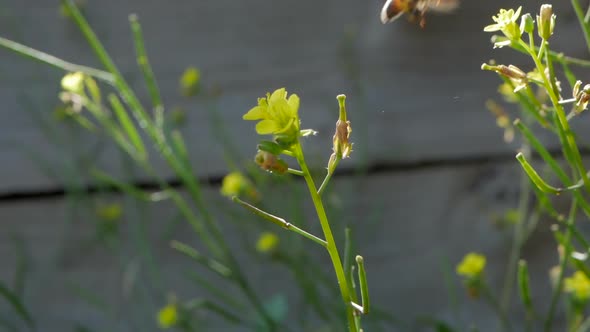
xmin=380 ymin=0 xmax=459 ymax=27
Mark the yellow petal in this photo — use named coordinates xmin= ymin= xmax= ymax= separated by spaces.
xmin=269 ymin=88 xmax=287 ymax=103
xmin=287 ymin=94 xmax=300 ymax=114
xmin=256 ymin=119 xmax=280 ymax=134
xmin=243 ymin=105 xmax=267 ymax=120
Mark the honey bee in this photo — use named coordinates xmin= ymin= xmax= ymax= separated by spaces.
xmin=380 ymin=0 xmax=459 ymax=26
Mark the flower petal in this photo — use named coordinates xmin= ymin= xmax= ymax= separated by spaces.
xmin=256 ymin=119 xmax=280 ymax=135
xmin=269 ymin=88 xmax=287 ymax=103
xmin=287 ymin=94 xmax=300 ymax=114
xmin=243 ymin=106 xmax=267 ymax=120
xmin=274 ymin=118 xmax=294 ymax=134
xmin=483 ymin=23 xmax=501 ymax=32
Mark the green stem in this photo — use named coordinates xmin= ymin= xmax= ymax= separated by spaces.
xmin=129 ymin=14 xmax=163 ymax=111
xmin=500 ymin=148 xmax=531 ymax=314
xmin=544 ymin=199 xmax=578 ymax=332
xmin=0 ymin=36 xmax=114 ymax=83
xmin=287 ymin=168 xmax=304 ymax=176
xmin=356 ymin=255 xmax=370 ymax=314
xmin=294 ymin=143 xmax=356 ymax=332
xmin=318 ymin=156 xmax=340 ymax=196
xmin=481 ymin=282 xmax=511 ymax=331
xmin=232 ymin=197 xmax=327 ymax=247
xmin=572 ymin=0 xmax=590 ymax=55
xmin=513 ymin=120 xmax=590 ymax=217
xmin=520 ymin=39 xmax=590 ymax=193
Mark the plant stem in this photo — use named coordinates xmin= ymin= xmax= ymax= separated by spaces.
xmin=500 ymin=145 xmax=531 ymax=314
xmin=128 ymin=14 xmax=163 ymax=111
xmin=232 ymin=196 xmax=327 ymax=247
xmin=572 ymin=0 xmax=590 ymax=55
xmin=520 ymin=39 xmax=590 ymax=193
xmin=294 ymin=143 xmax=356 ymax=332
xmin=0 ymin=36 xmax=114 ymax=83
xmin=544 ymin=199 xmax=578 ymax=332
xmin=481 ymin=282 xmax=511 ymax=331
xmin=318 ymin=156 xmax=340 ymax=196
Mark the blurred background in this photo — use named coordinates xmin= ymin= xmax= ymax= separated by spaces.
xmin=1 ymin=0 xmax=590 ymax=331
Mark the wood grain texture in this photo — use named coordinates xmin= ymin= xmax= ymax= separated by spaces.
xmin=1 ymin=0 xmax=589 ymax=193
xmin=0 ymin=161 xmax=569 ymax=331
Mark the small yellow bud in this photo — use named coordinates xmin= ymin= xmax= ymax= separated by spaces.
xmin=157 ymin=304 xmax=178 ymax=329
xmin=180 ymin=66 xmax=201 ymax=97
xmin=256 ymin=232 xmax=279 ymax=253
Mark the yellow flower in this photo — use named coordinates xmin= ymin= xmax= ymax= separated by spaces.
xmin=157 ymin=304 xmax=178 ymax=329
xmin=220 ymin=172 xmax=258 ymax=200
xmin=243 ymin=88 xmax=300 ymax=138
xmin=180 ymin=66 xmax=201 ymax=96
xmin=256 ymin=232 xmax=279 ymax=253
xmin=565 ymin=271 xmax=590 ymax=301
xmin=456 ymin=252 xmax=486 ymax=278
xmin=483 ymin=7 xmax=522 ymax=46
xmin=61 ymin=72 xmax=85 ymax=94
xmin=96 ymin=203 xmax=123 ymax=221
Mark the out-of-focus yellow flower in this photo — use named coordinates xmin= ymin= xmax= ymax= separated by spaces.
xmin=157 ymin=304 xmax=178 ymax=329
xmin=180 ymin=66 xmax=201 ymax=96
xmin=61 ymin=72 xmax=85 ymax=94
xmin=256 ymin=232 xmax=279 ymax=253
xmin=456 ymin=252 xmax=486 ymax=279
xmin=96 ymin=203 xmax=123 ymax=221
xmin=565 ymin=271 xmax=590 ymax=301
xmin=220 ymin=172 xmax=258 ymax=200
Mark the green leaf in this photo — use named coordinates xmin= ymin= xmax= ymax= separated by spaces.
xmin=257 ymin=141 xmax=284 ymax=155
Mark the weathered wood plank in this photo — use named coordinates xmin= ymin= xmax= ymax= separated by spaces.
xmin=0 ymin=161 xmax=568 ymax=330
xmin=0 ymin=0 xmax=588 ymax=193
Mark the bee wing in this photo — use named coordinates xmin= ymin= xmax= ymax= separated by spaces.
xmin=380 ymin=0 xmax=406 ymax=24
xmin=427 ymin=0 xmax=459 ymax=13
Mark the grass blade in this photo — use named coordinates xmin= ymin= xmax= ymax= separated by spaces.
xmin=0 ymin=281 xmax=34 ymax=328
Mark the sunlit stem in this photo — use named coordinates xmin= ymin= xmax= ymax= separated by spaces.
xmin=232 ymin=197 xmax=327 ymax=247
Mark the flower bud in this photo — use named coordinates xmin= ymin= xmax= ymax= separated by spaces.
xmin=520 ymin=13 xmax=534 ymax=34
xmin=537 ymin=4 xmax=555 ymax=40
xmin=332 ymin=94 xmax=353 ymax=160
xmin=255 ymin=150 xmax=288 ymax=174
